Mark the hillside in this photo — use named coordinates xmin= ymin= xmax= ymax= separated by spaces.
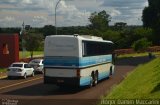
xmin=103 ymin=58 xmax=160 ymax=99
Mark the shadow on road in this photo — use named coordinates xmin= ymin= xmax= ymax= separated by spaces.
xmin=116 ymin=56 xmax=155 ymax=66
xmin=3 ymin=83 xmax=85 ymax=96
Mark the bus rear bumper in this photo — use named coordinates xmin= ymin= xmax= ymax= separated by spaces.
xmin=44 ymin=76 xmax=80 ymax=87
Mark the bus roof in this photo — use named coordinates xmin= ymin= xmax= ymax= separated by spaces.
xmin=46 ymin=35 xmax=113 ymax=44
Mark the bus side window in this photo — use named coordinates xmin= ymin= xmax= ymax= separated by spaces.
xmin=82 ymin=42 xmax=87 ymax=57
xmin=82 ymin=41 xmax=114 ymax=57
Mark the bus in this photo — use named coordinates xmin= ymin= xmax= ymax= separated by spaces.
xmin=43 ymin=35 xmax=115 ymax=87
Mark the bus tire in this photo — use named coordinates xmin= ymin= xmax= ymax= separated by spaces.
xmin=89 ymin=72 xmax=94 ymax=88
xmin=93 ymin=71 xmax=98 ymax=86
xmin=110 ymin=66 xmax=113 ymax=76
xmin=89 ymin=76 xmax=93 ymax=88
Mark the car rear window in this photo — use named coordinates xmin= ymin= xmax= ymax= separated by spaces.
xmin=24 ymin=64 xmax=31 ymax=68
xmin=30 ymin=60 xmax=40 ymax=64
xmin=12 ymin=64 xmax=23 ymax=67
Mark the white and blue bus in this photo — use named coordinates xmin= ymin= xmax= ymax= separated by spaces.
xmin=44 ymin=35 xmax=115 ymax=87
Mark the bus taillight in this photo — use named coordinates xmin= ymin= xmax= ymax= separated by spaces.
xmin=77 ymin=69 xmax=81 ymax=77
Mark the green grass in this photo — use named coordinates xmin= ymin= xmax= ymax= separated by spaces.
xmin=19 ymin=51 xmax=44 ymax=59
xmin=118 ymin=52 xmax=160 ymax=58
xmin=0 ymin=68 xmax=7 ymax=73
xmin=101 ymin=58 xmax=160 ymax=101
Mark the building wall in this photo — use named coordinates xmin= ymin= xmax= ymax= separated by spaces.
xmin=0 ymin=34 xmax=19 ymax=67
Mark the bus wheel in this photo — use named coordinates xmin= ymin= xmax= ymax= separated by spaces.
xmin=93 ymin=72 xmax=98 ymax=86
xmin=89 ymin=76 xmax=94 ymax=88
xmin=89 ymin=72 xmax=95 ymax=88
xmin=110 ymin=67 xmax=113 ymax=76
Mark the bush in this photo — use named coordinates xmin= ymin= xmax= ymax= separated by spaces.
xmin=132 ymin=38 xmax=152 ymax=52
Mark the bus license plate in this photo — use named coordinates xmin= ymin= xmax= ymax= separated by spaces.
xmin=57 ymin=80 xmax=64 ymax=83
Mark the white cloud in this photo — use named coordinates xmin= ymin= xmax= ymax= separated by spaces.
xmin=102 ymin=0 xmax=148 ymax=25
xmin=5 ymin=16 xmax=15 ymax=21
xmin=33 ymin=16 xmax=47 ymax=22
xmin=0 ymin=16 xmax=17 ymax=27
xmin=21 ymin=0 xmax=32 ymax=4
xmin=0 ymin=0 xmax=149 ymax=27
xmin=56 ymin=0 xmax=91 ymax=26
xmin=105 ymin=7 xmax=121 ymax=17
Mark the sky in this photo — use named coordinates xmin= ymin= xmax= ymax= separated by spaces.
xmin=0 ymin=0 xmax=148 ymax=27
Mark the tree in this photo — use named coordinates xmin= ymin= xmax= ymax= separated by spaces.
xmin=132 ymin=38 xmax=152 ymax=52
xmin=88 ymin=10 xmax=111 ymax=30
xmin=25 ymin=32 xmax=43 ymax=59
xmin=142 ymin=0 xmax=160 ymax=44
xmin=42 ymin=25 xmax=55 ymax=36
xmin=132 ymin=28 xmax=153 ymax=41
xmin=114 ymin=22 xmax=127 ymax=30
xmin=102 ymin=30 xmax=121 ymax=42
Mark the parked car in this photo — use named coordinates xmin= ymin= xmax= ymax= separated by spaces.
xmin=29 ymin=59 xmax=44 ymax=74
xmin=7 ymin=62 xmax=34 ymax=79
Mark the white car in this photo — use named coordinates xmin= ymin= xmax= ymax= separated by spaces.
xmin=29 ymin=59 xmax=44 ymax=74
xmin=8 ymin=62 xmax=34 ymax=79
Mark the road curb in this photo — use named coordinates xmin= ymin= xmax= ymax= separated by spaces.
xmin=0 ymin=72 xmax=7 ymax=79
xmin=0 ymin=76 xmax=7 ymax=79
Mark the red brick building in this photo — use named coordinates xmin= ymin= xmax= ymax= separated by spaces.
xmin=0 ymin=34 xmax=19 ymax=67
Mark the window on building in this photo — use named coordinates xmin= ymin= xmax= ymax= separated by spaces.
xmin=3 ymin=43 xmax=9 ymax=54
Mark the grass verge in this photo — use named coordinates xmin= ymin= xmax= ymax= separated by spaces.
xmin=100 ymin=58 xmax=160 ymax=102
xmin=118 ymin=52 xmax=160 ymax=58
xmin=19 ymin=51 xmax=44 ymax=59
xmin=0 ymin=68 xmax=7 ymax=73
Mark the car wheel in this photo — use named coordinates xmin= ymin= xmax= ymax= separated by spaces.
xmin=8 ymin=76 xmax=12 ymax=79
xmin=31 ymin=71 xmax=35 ymax=77
xmin=41 ymin=69 xmax=44 ymax=74
xmin=23 ymin=73 xmax=27 ymax=79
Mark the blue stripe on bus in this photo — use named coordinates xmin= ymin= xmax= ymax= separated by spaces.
xmin=44 ymin=55 xmax=112 ymax=68
xmin=80 ymin=76 xmax=91 ymax=86
xmin=98 ymin=71 xmax=110 ymax=80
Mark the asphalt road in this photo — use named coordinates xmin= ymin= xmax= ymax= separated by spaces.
xmin=0 ymin=56 xmax=153 ymax=105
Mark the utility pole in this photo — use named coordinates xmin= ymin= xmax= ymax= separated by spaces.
xmin=20 ymin=21 xmax=25 ymax=59
xmin=55 ymin=0 xmax=61 ymax=35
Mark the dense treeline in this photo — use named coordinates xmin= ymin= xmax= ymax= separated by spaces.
xmin=0 ymin=25 xmax=154 ymax=49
